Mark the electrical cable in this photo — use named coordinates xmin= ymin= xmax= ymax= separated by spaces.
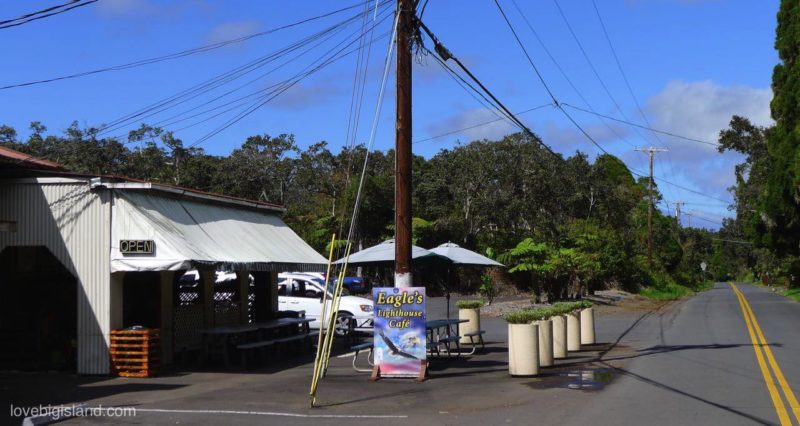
xmin=0 ymin=0 xmax=98 ymax=30
xmin=413 ymin=103 xmax=554 ymax=144
xmin=1 ymin=0 xmax=376 ymax=89
xmin=561 ymin=103 xmax=719 ymax=147
xmin=415 ymin=17 xmax=557 ymax=156
xmin=100 ymin=3 xmax=392 ymax=140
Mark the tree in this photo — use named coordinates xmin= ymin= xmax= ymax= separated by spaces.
xmin=760 ymin=1 xmax=800 ymax=264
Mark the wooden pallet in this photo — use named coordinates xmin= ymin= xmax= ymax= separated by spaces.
xmin=110 ymin=329 xmax=161 ymax=378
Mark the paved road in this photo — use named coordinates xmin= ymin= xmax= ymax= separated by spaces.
xmin=563 ymin=282 xmax=800 ymax=426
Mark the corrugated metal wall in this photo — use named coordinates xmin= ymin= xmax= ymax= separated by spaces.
xmin=0 ymin=178 xmax=111 ymax=374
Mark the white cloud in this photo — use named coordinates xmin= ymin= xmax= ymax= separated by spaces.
xmin=269 ymin=82 xmax=339 ymax=111
xmin=646 ymin=79 xmax=772 ymax=149
xmin=425 ymin=108 xmax=516 ymax=143
xmin=95 ymin=0 xmax=151 ymax=16
xmin=639 ymin=80 xmax=771 ymax=213
xmin=541 ymin=120 xmax=631 ymax=154
xmin=205 ymin=20 xmax=262 ymax=45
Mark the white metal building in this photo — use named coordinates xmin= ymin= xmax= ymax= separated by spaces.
xmin=0 ymin=153 xmax=326 ymax=374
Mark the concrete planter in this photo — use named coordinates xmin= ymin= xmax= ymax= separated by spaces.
xmin=580 ymin=307 xmax=595 ymax=345
xmin=552 ymin=315 xmax=567 ymax=359
xmin=508 ymin=322 xmax=539 ymax=376
xmin=566 ymin=311 xmax=581 ymax=352
xmin=459 ymin=308 xmax=481 ymax=344
xmin=535 ymin=319 xmax=554 ymax=367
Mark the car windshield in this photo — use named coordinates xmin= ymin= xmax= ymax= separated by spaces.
xmin=305 ymin=277 xmax=336 ymax=295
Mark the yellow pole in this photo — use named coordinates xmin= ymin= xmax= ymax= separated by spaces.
xmin=309 ymin=234 xmax=337 ymax=407
xmin=322 ymin=243 xmax=353 ymax=375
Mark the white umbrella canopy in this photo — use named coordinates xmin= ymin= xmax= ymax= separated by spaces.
xmin=334 ymin=239 xmax=445 ymax=265
xmin=429 ymin=242 xmax=504 ymax=267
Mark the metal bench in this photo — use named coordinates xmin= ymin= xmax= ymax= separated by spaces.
xmin=428 ymin=335 xmax=460 ymax=357
xmin=462 ymin=330 xmax=486 ymax=355
xmin=350 ymin=341 xmax=374 ymax=372
xmin=236 ymin=340 xmax=275 ymax=368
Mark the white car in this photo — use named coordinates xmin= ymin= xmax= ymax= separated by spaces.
xmin=278 ymin=273 xmax=373 ymax=333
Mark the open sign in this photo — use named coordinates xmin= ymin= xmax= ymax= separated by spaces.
xmin=120 ymin=239 xmax=155 ymax=254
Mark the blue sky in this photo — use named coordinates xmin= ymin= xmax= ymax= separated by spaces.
xmin=0 ymin=0 xmax=780 ymax=228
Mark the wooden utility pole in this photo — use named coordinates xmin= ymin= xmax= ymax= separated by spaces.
xmin=636 ymin=147 xmax=668 ymax=267
xmin=675 ymin=201 xmax=684 ymax=225
xmin=394 ymin=0 xmax=414 ymax=288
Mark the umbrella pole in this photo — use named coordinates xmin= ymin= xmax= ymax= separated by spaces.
xmin=446 ymin=266 xmax=451 ymax=320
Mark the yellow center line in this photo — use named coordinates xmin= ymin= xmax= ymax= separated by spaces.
xmin=731 ymin=282 xmax=800 ymax=424
xmin=729 ymin=282 xmax=792 ymax=426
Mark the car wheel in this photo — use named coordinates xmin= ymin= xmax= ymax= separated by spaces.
xmin=334 ymin=311 xmax=354 ymax=336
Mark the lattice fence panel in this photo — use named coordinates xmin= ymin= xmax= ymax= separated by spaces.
xmin=214 ymin=290 xmax=241 ymax=327
xmin=173 ymin=305 xmax=203 ymax=350
xmin=248 ymin=291 xmax=256 ymax=324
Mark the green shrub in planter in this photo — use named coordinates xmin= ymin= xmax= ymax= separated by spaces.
xmin=551 ymin=301 xmax=593 ymax=315
xmin=503 ymin=309 xmax=539 ymax=324
xmin=456 ymin=300 xmax=485 ymax=310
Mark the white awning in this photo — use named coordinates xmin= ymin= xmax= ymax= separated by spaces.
xmin=110 ymin=191 xmax=327 ymax=272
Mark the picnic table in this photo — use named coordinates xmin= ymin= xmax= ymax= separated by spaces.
xmin=200 ymin=318 xmax=312 ymax=368
xmin=426 ymin=318 xmax=468 ymax=357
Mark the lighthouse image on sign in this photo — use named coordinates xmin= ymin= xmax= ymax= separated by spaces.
xmin=372 ymin=287 xmax=426 ymax=377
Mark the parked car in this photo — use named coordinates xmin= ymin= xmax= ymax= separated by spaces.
xmin=277 ymin=273 xmax=373 ymax=334
xmin=339 ymin=276 xmax=369 ymax=294
xmin=291 ymin=272 xmax=369 ymax=294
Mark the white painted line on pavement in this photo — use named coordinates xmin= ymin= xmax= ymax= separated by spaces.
xmin=135 ymin=408 xmax=408 ymax=419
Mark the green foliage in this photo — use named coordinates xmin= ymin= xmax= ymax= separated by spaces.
xmin=503 ymin=301 xmax=591 ymax=324
xmin=640 ymin=272 xmax=694 ymax=301
xmin=640 ymin=283 xmax=693 ymax=301
xmin=456 ymin=300 xmax=484 ymax=309
xmin=478 ymin=275 xmax=496 ymax=305
xmin=502 ymin=310 xmax=537 ymax=324
xmin=781 ymin=288 xmax=800 ymax=302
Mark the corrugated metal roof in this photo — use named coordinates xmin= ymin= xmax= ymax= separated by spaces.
xmin=0 ymin=145 xmax=64 ymax=170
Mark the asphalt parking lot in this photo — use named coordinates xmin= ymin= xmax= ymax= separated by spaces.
xmin=1 ymin=295 xmax=663 ymax=426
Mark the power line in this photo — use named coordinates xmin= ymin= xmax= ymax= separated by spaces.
xmin=427 ymin=51 xmax=514 ymax=125
xmin=491 ymin=2 xmax=734 ymax=208
xmin=491 ymin=0 xmax=614 ymax=157
xmin=0 ymin=0 xmax=98 ymax=30
xmin=552 ymin=0 xmax=677 ymax=179
xmin=11 ymin=4 xmax=389 ymax=166
xmin=683 ymin=212 xmax=724 ymax=227
xmin=590 ymin=0 xmax=670 ymax=150
xmin=0 ymin=0 xmax=376 ymax=90
xmin=587 ymin=0 xmax=689 ymax=206
xmin=101 ymin=4 xmax=391 ymax=140
xmin=508 ymin=0 xmax=636 ymax=151
xmin=562 ymin=103 xmax=719 ymax=147
xmin=413 ymin=103 xmax=554 ymax=144
xmin=125 ymin=14 xmax=389 ymax=140
xmin=492 ymin=0 xmax=557 ymax=105
xmin=1 ymin=0 xmax=82 ymax=25
xmin=415 ymin=17 xmax=557 ymax=156
xmin=650 ymin=175 xmax=733 ymax=205
xmin=186 ymin=13 xmax=393 ymax=149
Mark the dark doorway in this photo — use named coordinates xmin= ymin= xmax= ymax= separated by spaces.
xmin=122 ymin=272 xmax=161 ymax=329
xmin=0 ymin=246 xmax=77 ymax=371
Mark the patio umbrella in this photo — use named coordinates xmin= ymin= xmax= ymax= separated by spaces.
xmin=429 ymin=242 xmax=505 ymax=267
xmin=429 ymin=242 xmax=505 ymax=318
xmin=333 ymin=239 xmax=444 ymax=265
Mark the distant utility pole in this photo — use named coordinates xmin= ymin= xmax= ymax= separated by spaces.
xmin=394 ymin=0 xmax=414 ymax=288
xmin=675 ymin=201 xmax=685 ymax=225
xmin=636 ymin=147 xmax=669 ymax=267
